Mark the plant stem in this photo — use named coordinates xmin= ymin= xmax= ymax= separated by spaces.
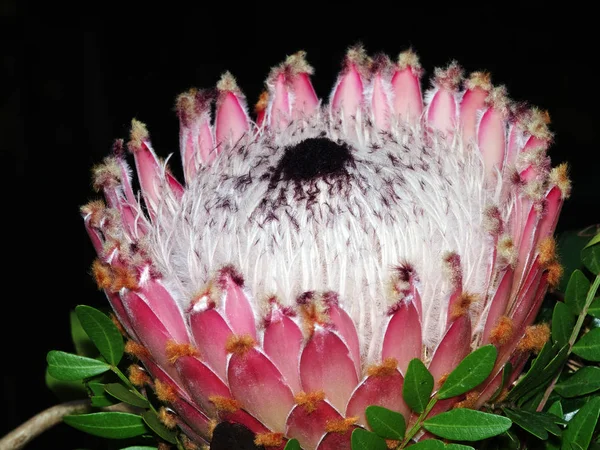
xmin=400 ymin=397 xmax=438 ymax=447
xmin=536 ymin=274 xmax=600 ymax=412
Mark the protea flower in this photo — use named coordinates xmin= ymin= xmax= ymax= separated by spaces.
xmin=82 ymin=46 xmax=571 ymax=449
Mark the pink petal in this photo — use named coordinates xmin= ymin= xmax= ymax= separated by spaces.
xmin=371 ymin=73 xmax=391 ymax=130
xmin=459 ymin=86 xmax=489 ymax=146
xmin=228 ymin=347 xmax=295 ymax=432
xmin=481 ymin=268 xmax=515 ymax=345
xmin=317 ymin=428 xmax=355 ymax=450
xmin=189 ymin=306 xmax=233 ymax=381
xmin=137 ymin=278 xmax=189 ymax=344
xmin=171 ymin=397 xmax=213 ymax=440
xmin=220 ymin=409 xmax=271 ymax=435
xmin=346 ymin=369 xmax=409 ymax=427
xmin=427 ymin=87 xmax=457 ymax=135
xmin=269 ymin=72 xmax=291 ymax=128
xmin=215 ymin=80 xmax=250 ymax=148
xmin=536 ymin=186 xmax=563 ymax=243
xmin=286 ymin=400 xmax=342 ymax=450
xmin=331 ymin=64 xmax=363 ymax=120
xmin=128 ymin=127 xmax=162 ymax=217
xmin=391 ymin=68 xmax=423 ymax=123
xmin=291 ymin=73 xmax=319 ymax=119
xmin=478 ymin=107 xmax=507 ymax=178
xmin=122 ymin=290 xmax=172 ymax=369
xmin=325 ymin=295 xmax=361 ymax=377
xmin=300 ymin=327 xmax=359 ymax=413
xmin=381 ymin=301 xmax=422 ymax=376
xmin=176 ymin=89 xmax=216 ymax=179
xmin=219 ymin=268 xmax=257 ymax=339
xmin=428 ymin=315 xmax=471 ymax=385
xmin=263 ymin=306 xmax=304 ymax=393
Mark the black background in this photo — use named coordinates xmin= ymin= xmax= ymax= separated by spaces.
xmin=4 ymin=9 xmax=600 ymax=449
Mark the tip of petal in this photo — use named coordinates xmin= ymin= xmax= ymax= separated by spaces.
xmin=465 ymin=71 xmax=493 ymax=91
xmin=92 ymin=156 xmax=122 ymax=192
xmin=517 ymin=323 xmax=551 ymax=353
xmin=225 ymin=334 xmax=256 ymax=355
xmin=294 ymin=390 xmax=326 ymax=413
xmin=209 ymin=395 xmax=241 ymax=413
xmin=325 ymin=417 xmax=358 ymax=433
xmin=254 ymin=432 xmax=284 ymax=447
xmin=217 ymin=71 xmax=242 ymax=94
xmin=283 ymin=50 xmax=314 ymax=75
xmin=489 ymin=316 xmax=515 ymax=346
xmin=254 ymin=90 xmax=270 ymax=114
xmin=165 ymin=341 xmax=199 ymax=364
xmin=127 ymin=118 xmax=149 ymax=153
xmin=366 ymin=357 xmax=398 ymax=377
xmin=154 ymin=378 xmax=178 ymax=403
xmin=397 ymin=48 xmax=422 ymax=73
xmin=485 ymin=85 xmax=511 ymax=115
xmin=176 ymin=88 xmax=213 ymax=126
xmin=550 ymin=163 xmax=572 ymax=199
xmin=433 ymin=62 xmax=463 ymax=90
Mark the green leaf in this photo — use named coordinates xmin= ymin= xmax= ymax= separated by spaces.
xmin=548 ymin=400 xmax=564 ymax=418
xmin=555 ymin=367 xmax=600 ymax=398
xmin=445 ymin=446 xmax=475 ymax=450
xmin=45 ymin=368 xmax=87 ymax=401
xmin=490 ymin=362 xmax=512 ymax=403
xmin=70 ymin=310 xmax=98 ymax=357
xmin=142 ymin=410 xmax=177 ymax=444
xmin=350 ymin=428 xmax=388 ymax=450
xmin=582 ymin=239 xmax=600 ymax=275
xmin=588 ymin=298 xmax=600 ymax=318
xmin=76 ymin=305 xmax=124 ymax=366
xmin=584 ymin=232 xmax=600 ymax=249
xmin=572 ymin=328 xmax=600 ymax=361
xmin=407 ymin=440 xmax=444 ymax=449
xmin=403 ymin=358 xmax=434 ymax=413
xmin=422 ymin=409 xmax=511 ymax=441
xmin=437 ymin=345 xmax=497 ymax=400
xmin=283 ymin=439 xmax=301 ymax=450
xmin=502 ymin=408 xmax=565 ymax=440
xmin=47 ymin=350 xmax=110 ymax=381
xmin=90 ymin=395 xmax=117 ymax=407
xmin=120 ymin=447 xmax=158 ymax=450
xmin=104 ymin=383 xmax=149 ymax=408
xmin=562 ymin=396 xmax=600 ymax=450
xmin=565 ymin=270 xmax=590 ymax=315
xmin=552 ymin=302 xmax=577 ymax=347
xmin=63 ymin=412 xmax=148 ymax=439
xmin=365 ymin=405 xmax=405 ymax=440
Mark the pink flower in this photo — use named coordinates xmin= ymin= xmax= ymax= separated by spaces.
xmin=82 ymin=47 xmax=570 ymax=449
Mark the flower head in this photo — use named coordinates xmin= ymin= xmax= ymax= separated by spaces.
xmin=83 ymin=46 xmax=569 ymax=449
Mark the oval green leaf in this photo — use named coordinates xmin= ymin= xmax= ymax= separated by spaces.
xmin=437 ymin=345 xmax=497 ymax=400
xmin=572 ymin=328 xmax=600 ymax=361
xmin=120 ymin=447 xmax=158 ymax=450
xmin=565 ymin=270 xmax=591 ymax=315
xmin=141 ymin=410 xmax=177 ymax=444
xmin=365 ymin=405 xmax=405 ymax=440
xmin=407 ymin=440 xmax=445 ymax=449
xmin=446 ymin=445 xmax=475 ymax=450
xmin=104 ymin=383 xmax=149 ymax=408
xmin=47 ymin=350 xmax=110 ymax=381
xmin=350 ymin=428 xmax=387 ymax=450
xmin=403 ymin=358 xmax=434 ymax=413
xmin=63 ymin=412 xmax=148 ymax=439
xmin=552 ymin=302 xmax=576 ymax=347
xmin=283 ymin=439 xmax=301 ymax=450
xmin=555 ymin=367 xmax=600 ymax=398
xmin=70 ymin=310 xmax=98 ymax=357
xmin=422 ymin=409 xmax=511 ymax=441
xmin=76 ymin=305 xmax=124 ymax=366
xmin=548 ymin=400 xmax=564 ymax=419
xmin=582 ymin=241 xmax=600 ymax=275
xmin=562 ymin=396 xmax=600 ymax=450
xmin=588 ymin=298 xmax=600 ymax=318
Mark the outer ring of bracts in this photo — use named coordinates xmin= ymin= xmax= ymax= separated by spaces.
xmin=82 ymin=46 xmax=570 ymax=449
